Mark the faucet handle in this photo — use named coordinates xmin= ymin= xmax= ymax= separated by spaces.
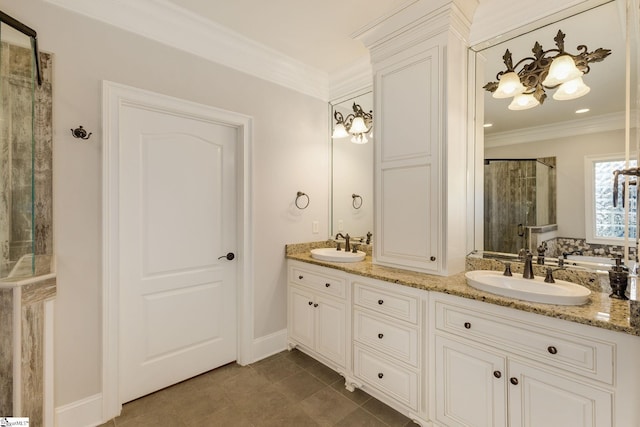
xmin=503 ymin=262 xmax=513 ymax=277
xmin=544 ymin=267 xmax=555 ymax=283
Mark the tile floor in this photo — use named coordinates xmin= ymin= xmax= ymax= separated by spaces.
xmin=98 ymin=349 xmax=415 ymax=426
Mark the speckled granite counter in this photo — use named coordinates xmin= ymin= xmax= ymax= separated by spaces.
xmin=286 ymin=242 xmax=639 ymax=337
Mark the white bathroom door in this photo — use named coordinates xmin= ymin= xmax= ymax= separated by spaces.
xmin=118 ymin=98 xmax=238 ymax=403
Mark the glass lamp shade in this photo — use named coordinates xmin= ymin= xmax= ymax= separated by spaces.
xmin=493 ymin=72 xmax=526 ymax=98
xmin=349 ymin=116 xmax=368 ymax=134
xmin=553 ymin=76 xmax=591 ymax=100
xmin=542 ymin=55 xmax=583 ymax=87
xmin=508 ymin=93 xmax=540 ymax=110
xmin=332 ymin=122 xmax=349 ymax=138
xmin=351 ymin=133 xmax=368 ymax=144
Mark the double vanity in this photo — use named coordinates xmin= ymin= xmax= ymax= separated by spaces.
xmin=286 ymin=242 xmax=640 ymax=427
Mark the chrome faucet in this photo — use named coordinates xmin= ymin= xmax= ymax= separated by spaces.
xmin=522 ymin=251 xmax=535 ymax=279
xmin=335 ymin=233 xmax=351 ymax=252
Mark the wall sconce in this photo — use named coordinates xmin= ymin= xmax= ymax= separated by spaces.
xmin=484 ymin=30 xmax=611 ymax=110
xmin=332 ymin=103 xmax=373 ymax=144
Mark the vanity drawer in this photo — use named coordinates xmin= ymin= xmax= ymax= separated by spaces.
xmin=353 ymin=308 xmax=419 ymax=367
xmin=353 ymin=282 xmax=418 ymax=324
xmin=290 ymin=265 xmax=346 ymax=299
xmin=353 ymin=345 xmax=418 ymax=410
xmin=434 ymin=299 xmax=614 ymax=384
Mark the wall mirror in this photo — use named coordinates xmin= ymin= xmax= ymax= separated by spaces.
xmin=472 ymin=0 xmax=639 ymax=266
xmin=329 ymin=91 xmax=374 ymax=242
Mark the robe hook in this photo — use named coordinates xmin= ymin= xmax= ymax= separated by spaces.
xmin=71 ymin=125 xmax=92 ymax=140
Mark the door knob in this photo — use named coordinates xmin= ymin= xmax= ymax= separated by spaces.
xmin=218 ymin=252 xmax=235 ymax=261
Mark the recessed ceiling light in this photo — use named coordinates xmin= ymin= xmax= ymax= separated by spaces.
xmin=576 ymin=108 xmax=590 ymax=114
xmin=483 ymin=123 xmax=493 ymax=128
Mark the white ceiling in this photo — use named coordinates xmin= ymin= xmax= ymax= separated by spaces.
xmin=167 ymin=0 xmax=409 ymax=74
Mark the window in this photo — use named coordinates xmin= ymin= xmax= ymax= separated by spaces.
xmin=585 ymin=154 xmax=637 ymax=244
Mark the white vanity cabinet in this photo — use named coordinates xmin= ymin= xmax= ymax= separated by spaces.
xmin=287 ymin=261 xmax=349 ymax=370
xmin=430 ymin=293 xmax=638 ymax=427
xmin=351 ymin=279 xmax=426 ymax=423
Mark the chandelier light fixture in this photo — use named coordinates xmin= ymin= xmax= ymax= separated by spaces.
xmin=332 ymin=103 xmax=373 ymax=144
xmin=484 ymin=30 xmax=611 ymax=111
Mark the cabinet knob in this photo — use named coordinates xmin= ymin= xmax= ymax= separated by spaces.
xmin=430 ymin=256 xmax=436 ymax=261
xmin=308 ymin=301 xmax=313 ymax=306
xmin=299 ymin=275 xmax=304 ymax=280
xmin=377 ymin=373 xmax=384 ymax=379
xmin=313 ymin=303 xmax=318 ymax=307
xmin=378 ymin=299 xmax=384 ymax=305
xmin=510 ymin=377 xmax=519 ymax=385
xmin=378 ymin=333 xmax=384 ymax=339
xmin=325 ymin=283 xmax=331 ymax=287
xmin=493 ymin=371 xmax=502 ymax=379
xmin=464 ymin=322 xmax=471 ymax=329
xmin=547 ymin=346 xmax=558 ymax=355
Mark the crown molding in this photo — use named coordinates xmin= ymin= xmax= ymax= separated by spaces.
xmin=328 ymin=57 xmax=372 ymax=102
xmin=485 ymin=111 xmax=627 ymax=148
xmin=43 ymin=0 xmax=330 ymax=100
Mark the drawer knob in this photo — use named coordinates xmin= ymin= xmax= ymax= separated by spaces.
xmin=510 ymin=377 xmax=519 ymax=385
xmin=430 ymin=256 xmax=436 ymax=261
xmin=325 ymin=283 xmax=331 ymax=287
xmin=308 ymin=301 xmax=313 ymax=306
xmin=464 ymin=322 xmax=471 ymax=329
xmin=378 ymin=299 xmax=384 ymax=305
xmin=493 ymin=370 xmax=502 ymax=379
xmin=547 ymin=346 xmax=558 ymax=355
xmin=378 ymin=333 xmax=384 ymax=339
xmin=299 ymin=275 xmax=304 ymax=280
xmin=313 ymin=303 xmax=318 ymax=308
xmin=377 ymin=373 xmax=384 ymax=379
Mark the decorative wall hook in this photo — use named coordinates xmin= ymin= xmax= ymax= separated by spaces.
xmin=71 ymin=125 xmax=92 ymax=140
xmin=352 ymin=193 xmax=363 ymax=209
xmin=295 ymin=191 xmax=310 ymax=209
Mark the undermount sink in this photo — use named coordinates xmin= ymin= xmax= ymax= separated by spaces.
xmin=465 ymin=270 xmax=591 ymax=306
xmin=310 ymin=247 xmax=366 ymax=263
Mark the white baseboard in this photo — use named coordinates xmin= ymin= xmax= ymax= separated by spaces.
xmin=251 ymin=329 xmax=287 ymax=363
xmin=55 ymin=393 xmax=103 ymax=427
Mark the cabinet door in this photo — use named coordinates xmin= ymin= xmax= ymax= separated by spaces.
xmin=288 ymin=286 xmax=315 ymax=349
xmin=315 ymin=295 xmax=346 ymax=367
xmin=374 ymin=45 xmax=442 ymax=274
xmin=508 ymin=360 xmax=612 ymax=427
xmin=434 ymin=335 xmax=507 ymax=427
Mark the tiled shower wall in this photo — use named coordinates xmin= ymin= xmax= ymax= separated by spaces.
xmin=0 ymin=42 xmax=53 ymax=276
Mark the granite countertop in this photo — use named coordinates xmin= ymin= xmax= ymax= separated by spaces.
xmin=286 ymin=243 xmax=639 ymax=337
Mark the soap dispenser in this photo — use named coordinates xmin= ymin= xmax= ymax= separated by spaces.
xmin=609 ymin=256 xmax=629 ymax=300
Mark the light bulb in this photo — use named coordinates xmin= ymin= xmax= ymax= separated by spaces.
xmin=349 ymin=116 xmax=368 ymax=134
xmin=553 ymin=77 xmax=590 ymax=100
xmin=493 ymin=71 xmax=525 ymax=98
xmin=508 ymin=93 xmax=540 ymax=110
xmin=332 ymin=123 xmax=349 ymax=138
xmin=542 ymin=55 xmax=583 ymax=87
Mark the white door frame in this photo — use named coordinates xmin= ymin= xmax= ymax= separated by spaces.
xmin=100 ymin=81 xmax=254 ymax=420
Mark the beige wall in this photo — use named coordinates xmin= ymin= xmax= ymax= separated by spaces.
xmin=0 ymin=0 xmax=329 ymax=408
xmin=486 ymin=128 xmax=626 ymax=239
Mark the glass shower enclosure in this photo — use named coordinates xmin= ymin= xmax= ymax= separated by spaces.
xmin=484 ymin=157 xmax=557 ymax=254
xmin=0 ymin=16 xmax=41 ymax=279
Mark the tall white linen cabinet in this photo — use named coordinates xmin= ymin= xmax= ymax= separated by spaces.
xmin=356 ymin=0 xmax=477 ymax=275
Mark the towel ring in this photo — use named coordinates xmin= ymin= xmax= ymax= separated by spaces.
xmin=352 ymin=193 xmax=363 ymax=209
xmin=295 ymin=191 xmax=310 ymax=209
